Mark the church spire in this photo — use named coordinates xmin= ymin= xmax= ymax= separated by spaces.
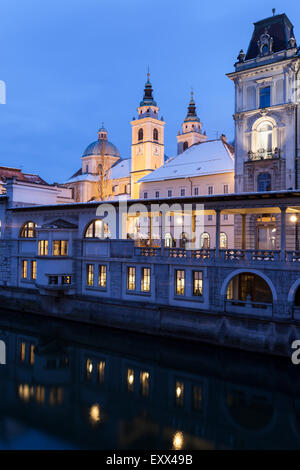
xmin=184 ymin=89 xmax=200 ymax=123
xmin=140 ymin=69 xmax=157 ymax=107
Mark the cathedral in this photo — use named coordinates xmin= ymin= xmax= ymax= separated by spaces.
xmin=63 ymin=73 xmax=234 ymax=203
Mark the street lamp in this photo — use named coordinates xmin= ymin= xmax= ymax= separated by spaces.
xmin=290 ymin=215 xmax=299 ymax=251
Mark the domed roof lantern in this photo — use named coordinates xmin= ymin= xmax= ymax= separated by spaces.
xmin=140 ymin=69 xmax=157 ymax=107
xmin=98 ymin=122 xmax=108 ymax=140
xmin=184 ymin=89 xmax=200 ymax=123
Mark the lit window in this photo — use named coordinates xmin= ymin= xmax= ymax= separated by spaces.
xmin=53 ymin=240 xmax=68 ymax=256
xmin=193 ymin=271 xmax=203 ymax=296
xmin=127 ymin=267 xmax=136 ymax=291
xmin=62 ymin=275 xmax=71 ymax=285
xmin=224 ymin=184 xmax=229 ymax=194
xmin=141 ymin=267 xmax=150 ymax=292
xmin=180 ymin=188 xmax=185 ymax=197
xmin=38 ymin=240 xmax=48 ymax=256
xmin=84 ymin=220 xmax=110 ymax=238
xmin=194 ymin=187 xmax=199 ymax=196
xmin=30 ymin=344 xmax=35 ymax=366
xmin=259 ymin=86 xmax=271 ymax=108
xmin=140 ymin=371 xmax=150 ymax=397
xmin=35 ymin=386 xmax=45 ymax=404
xmin=127 ymin=368 xmax=134 ymax=391
xmin=175 ymin=270 xmax=185 ymax=296
xmin=98 ymin=361 xmax=105 ymax=384
xmin=31 ymin=260 xmax=37 ymax=280
xmin=193 ymin=385 xmax=203 ymax=411
xmin=98 ymin=265 xmax=107 ymax=288
xmin=20 ymin=342 xmax=26 ymax=362
xmin=257 ymin=122 xmax=273 ymax=152
xmin=21 ymin=260 xmax=28 ymax=279
xmin=165 ymin=233 xmax=173 ymax=247
xmin=86 ymin=264 xmax=94 ymax=286
xmin=208 ymin=186 xmax=213 ymax=195
xmin=86 ymin=359 xmax=93 ymax=380
xmin=175 ymin=381 xmax=184 ymax=406
xmin=20 ymin=222 xmax=37 ymax=238
xmin=220 ymin=232 xmax=228 ymax=249
xmin=200 ymin=232 xmax=210 ymax=249
xmin=49 ymin=387 xmax=64 ymax=406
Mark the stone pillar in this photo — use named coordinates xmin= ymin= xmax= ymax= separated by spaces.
xmin=241 ymin=214 xmax=246 ymax=250
xmin=215 ymin=209 xmax=221 ymax=258
xmin=280 ymin=207 xmax=287 ymax=261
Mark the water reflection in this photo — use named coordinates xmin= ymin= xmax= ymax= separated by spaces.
xmin=0 ymin=309 xmax=299 ymax=450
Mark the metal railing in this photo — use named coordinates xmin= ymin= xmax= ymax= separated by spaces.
xmin=247 ymin=148 xmax=280 ymax=161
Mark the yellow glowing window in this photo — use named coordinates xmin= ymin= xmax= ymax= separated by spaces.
xmin=86 ymin=264 xmax=94 ymax=286
xmin=53 ymin=240 xmax=68 ymax=256
xmin=141 ymin=267 xmax=150 ymax=292
xmin=31 ymin=260 xmax=37 ymax=280
xmin=86 ymin=358 xmax=93 ymax=380
xmin=62 ymin=275 xmax=71 ymax=285
xmin=38 ymin=240 xmax=48 ymax=256
xmin=127 ymin=368 xmax=134 ymax=391
xmin=127 ymin=267 xmax=136 ymax=291
xmin=21 ymin=260 xmax=28 ymax=279
xmin=193 ymin=385 xmax=203 ymax=411
xmin=140 ymin=371 xmax=150 ymax=397
xmin=35 ymin=385 xmax=45 ymax=404
xmin=193 ymin=271 xmax=203 ymax=296
xmin=29 ymin=344 xmax=35 ymax=365
xmin=98 ymin=360 xmax=105 ymax=384
xmin=175 ymin=270 xmax=185 ymax=295
xmin=20 ymin=342 xmax=26 ymax=362
xmin=20 ymin=221 xmax=36 ymax=238
xmin=220 ymin=232 xmax=228 ymax=249
xmin=175 ymin=381 xmax=184 ymax=406
xmin=49 ymin=387 xmax=64 ymax=406
xmin=98 ymin=265 xmax=107 ymax=288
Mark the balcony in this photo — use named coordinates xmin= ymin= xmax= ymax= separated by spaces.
xmin=247 ymin=148 xmax=280 ymax=161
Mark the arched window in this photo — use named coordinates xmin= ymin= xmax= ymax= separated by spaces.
xmin=84 ymin=220 xmax=110 ymax=239
xmin=183 ymin=142 xmax=188 ymax=151
xmin=200 ymin=232 xmax=210 ymax=249
xmin=153 ymin=128 xmax=158 ymax=141
xmin=257 ymin=172 xmax=271 ymax=192
xmin=165 ymin=233 xmax=173 ymax=247
xmin=257 ymin=122 xmax=273 ymax=152
xmin=20 ymin=221 xmax=37 ymax=238
xmin=220 ymin=232 xmax=228 ymax=249
xmin=138 ymin=128 xmax=143 ymax=141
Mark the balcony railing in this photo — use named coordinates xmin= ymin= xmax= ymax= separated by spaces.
xmin=247 ymin=148 xmax=280 ymax=161
xmin=134 ymin=247 xmax=299 ymax=263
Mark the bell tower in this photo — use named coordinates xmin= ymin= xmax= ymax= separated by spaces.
xmin=130 ymin=72 xmax=165 ymax=199
xmin=176 ymin=91 xmax=207 ymax=154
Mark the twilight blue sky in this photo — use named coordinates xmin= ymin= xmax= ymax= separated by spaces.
xmin=0 ymin=0 xmax=299 ymax=183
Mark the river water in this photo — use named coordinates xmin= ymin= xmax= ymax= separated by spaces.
xmin=0 ymin=309 xmax=299 ymax=450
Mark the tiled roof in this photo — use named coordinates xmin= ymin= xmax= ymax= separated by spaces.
xmin=0 ymin=166 xmax=48 ymax=185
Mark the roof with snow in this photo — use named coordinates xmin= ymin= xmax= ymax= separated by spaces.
xmin=0 ymin=166 xmax=48 ymax=185
xmin=110 ymin=158 xmax=131 ymax=179
xmin=138 ymin=139 xmax=234 ymax=183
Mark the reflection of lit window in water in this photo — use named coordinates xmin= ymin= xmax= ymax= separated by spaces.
xmin=18 ymin=384 xmax=45 ymax=405
xmin=173 ymin=431 xmax=184 ymax=450
xmin=89 ymin=404 xmax=101 ymax=425
xmin=175 ymin=381 xmax=184 ymax=406
xmin=36 ymin=386 xmax=45 ymax=404
xmin=98 ymin=361 xmax=105 ymax=384
xmin=127 ymin=369 xmax=134 ymax=391
xmin=30 ymin=344 xmax=35 ymax=365
xmin=49 ymin=387 xmax=64 ymax=406
xmin=140 ymin=371 xmax=150 ymax=397
xmin=86 ymin=359 xmax=93 ymax=380
xmin=20 ymin=342 xmax=26 ymax=362
xmin=193 ymin=385 xmax=203 ymax=411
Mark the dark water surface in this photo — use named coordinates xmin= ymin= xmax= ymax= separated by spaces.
xmin=0 ymin=308 xmax=299 ymax=450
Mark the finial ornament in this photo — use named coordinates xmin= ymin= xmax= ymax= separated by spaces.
xmin=191 ymin=87 xmax=194 ymax=100
xmin=147 ymin=65 xmax=150 ymax=82
xmin=272 ymin=8 xmax=276 ymax=16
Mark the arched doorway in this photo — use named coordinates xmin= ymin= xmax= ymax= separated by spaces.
xmin=226 ymin=272 xmax=273 ymax=311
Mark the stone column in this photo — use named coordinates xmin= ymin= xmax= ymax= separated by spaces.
xmin=215 ymin=209 xmax=221 ymax=258
xmin=241 ymin=213 xmax=246 ymax=250
xmin=280 ymin=206 xmax=287 ymax=261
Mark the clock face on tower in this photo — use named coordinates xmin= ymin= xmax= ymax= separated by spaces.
xmin=136 ymin=145 xmax=143 ymax=156
xmin=153 ymin=145 xmax=160 ymax=156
